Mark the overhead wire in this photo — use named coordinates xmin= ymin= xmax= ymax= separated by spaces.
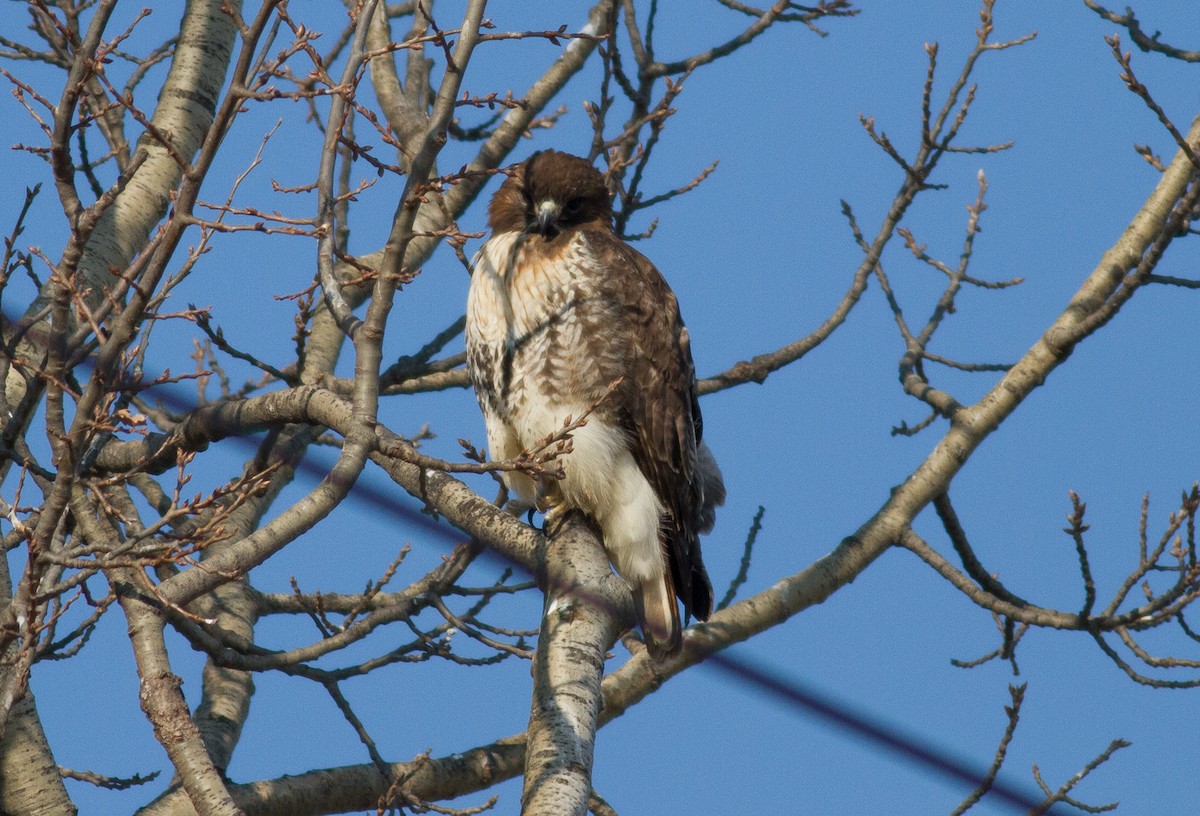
xmin=3 ymin=316 xmax=1064 ymax=814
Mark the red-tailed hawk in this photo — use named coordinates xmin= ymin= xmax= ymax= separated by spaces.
xmin=466 ymin=150 xmax=724 ymax=659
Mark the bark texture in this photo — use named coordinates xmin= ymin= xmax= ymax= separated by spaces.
xmin=522 ymin=513 xmax=631 ymax=816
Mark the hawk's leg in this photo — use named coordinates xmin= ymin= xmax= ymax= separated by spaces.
xmin=537 ymin=484 xmax=570 ymax=537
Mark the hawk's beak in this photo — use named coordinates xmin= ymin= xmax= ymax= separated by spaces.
xmin=535 ymin=200 xmax=560 ymax=237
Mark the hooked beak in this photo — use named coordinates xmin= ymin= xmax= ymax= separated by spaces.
xmin=535 ymin=199 xmax=560 ymax=237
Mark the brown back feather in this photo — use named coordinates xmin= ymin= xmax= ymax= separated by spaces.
xmin=584 ymin=227 xmax=715 ymax=622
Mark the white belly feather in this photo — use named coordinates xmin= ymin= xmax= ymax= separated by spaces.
xmin=466 ymin=231 xmax=666 ymax=587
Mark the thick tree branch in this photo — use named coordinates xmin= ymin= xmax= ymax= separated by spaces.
xmin=71 ymin=488 xmax=242 ymax=816
xmin=521 ymin=513 xmax=631 ymax=816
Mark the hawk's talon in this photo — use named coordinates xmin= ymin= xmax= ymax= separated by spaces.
xmin=541 ymin=498 xmax=568 ymax=536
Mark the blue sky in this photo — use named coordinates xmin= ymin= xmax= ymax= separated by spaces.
xmin=4 ymin=1 xmax=1200 ymax=813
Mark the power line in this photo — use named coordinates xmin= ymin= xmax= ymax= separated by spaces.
xmin=10 ymin=339 xmax=1057 ymax=814
xmin=707 ymin=651 xmax=1058 ymax=813
xmin=152 ymin=372 xmax=1063 ymax=813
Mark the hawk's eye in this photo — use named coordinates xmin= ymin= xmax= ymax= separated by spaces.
xmin=563 ymin=197 xmax=583 ymax=217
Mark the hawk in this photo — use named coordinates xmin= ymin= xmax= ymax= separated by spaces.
xmin=466 ymin=150 xmax=725 ymax=660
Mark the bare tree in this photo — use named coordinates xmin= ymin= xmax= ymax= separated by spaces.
xmin=0 ymin=1 xmax=1196 ymax=814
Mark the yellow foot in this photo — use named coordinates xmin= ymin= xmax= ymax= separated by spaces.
xmin=541 ymin=498 xmax=569 ymax=536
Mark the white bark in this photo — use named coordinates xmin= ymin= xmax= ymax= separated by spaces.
xmin=521 ymin=513 xmax=631 ymax=816
xmin=0 ymin=3 xmax=241 ymax=813
xmin=4 ymin=0 xmax=240 ymax=412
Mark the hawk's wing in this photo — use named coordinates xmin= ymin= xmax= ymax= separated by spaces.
xmin=587 ymin=228 xmax=715 ymax=622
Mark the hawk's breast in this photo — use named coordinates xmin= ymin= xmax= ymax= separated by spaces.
xmin=466 ymin=230 xmax=622 ymax=431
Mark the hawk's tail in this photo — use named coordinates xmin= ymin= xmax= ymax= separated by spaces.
xmin=636 ymin=572 xmax=682 ymax=662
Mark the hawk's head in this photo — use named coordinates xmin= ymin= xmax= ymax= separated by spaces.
xmin=488 ymin=150 xmax=612 ymax=240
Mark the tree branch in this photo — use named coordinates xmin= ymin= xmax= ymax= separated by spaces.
xmin=521 ymin=512 xmax=631 ymax=816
